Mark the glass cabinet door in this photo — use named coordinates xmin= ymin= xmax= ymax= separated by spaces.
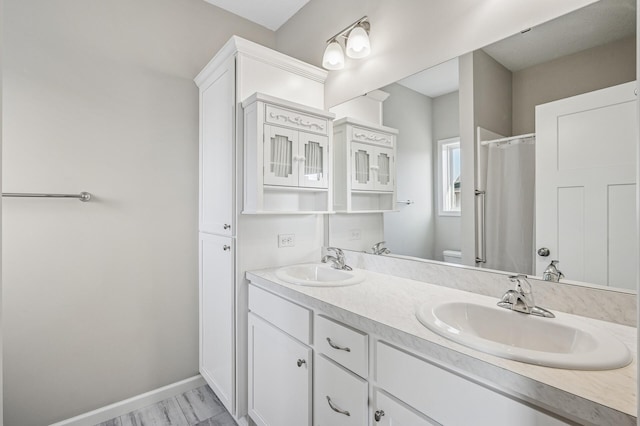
xmin=264 ymin=125 xmax=299 ymax=186
xmin=351 ymin=142 xmax=375 ymax=190
xmin=298 ymin=132 xmax=329 ymax=188
xmin=374 ymin=147 xmax=394 ymax=191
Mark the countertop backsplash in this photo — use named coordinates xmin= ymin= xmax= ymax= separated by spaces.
xmin=342 ymin=251 xmax=637 ymax=327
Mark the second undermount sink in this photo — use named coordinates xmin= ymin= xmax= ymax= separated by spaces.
xmin=416 ymin=298 xmax=632 ymax=370
xmin=275 ymin=263 xmax=365 ymax=287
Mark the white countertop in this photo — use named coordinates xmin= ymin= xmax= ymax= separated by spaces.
xmin=247 ymin=265 xmax=637 ymax=425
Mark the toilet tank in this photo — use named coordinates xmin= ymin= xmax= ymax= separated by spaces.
xmin=443 ymin=250 xmax=462 ymax=264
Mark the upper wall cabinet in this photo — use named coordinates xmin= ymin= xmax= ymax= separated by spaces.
xmin=333 ymin=118 xmax=398 ymax=212
xmin=243 ymin=93 xmax=335 ymax=214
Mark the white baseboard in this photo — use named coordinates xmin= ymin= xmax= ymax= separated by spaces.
xmin=50 ymin=375 xmax=207 ymax=426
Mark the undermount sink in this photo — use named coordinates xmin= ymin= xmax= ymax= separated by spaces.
xmin=416 ymin=298 xmax=632 ymax=370
xmin=275 ymin=263 xmax=365 ymax=287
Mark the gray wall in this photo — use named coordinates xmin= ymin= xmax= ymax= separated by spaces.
xmin=2 ymin=1 xmax=274 ymax=424
xmin=512 ymin=36 xmax=636 ymax=134
xmin=459 ymin=50 xmax=513 ymax=266
xmin=432 ymin=91 xmax=461 ymax=261
xmin=276 ymin=0 xmax=598 ymax=107
xmin=382 ymin=83 xmax=434 ymax=259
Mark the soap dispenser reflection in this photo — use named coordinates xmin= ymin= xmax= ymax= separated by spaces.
xmin=543 ymin=260 xmax=564 ymax=282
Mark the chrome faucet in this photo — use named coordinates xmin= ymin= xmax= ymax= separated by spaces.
xmin=542 ymin=260 xmax=564 ymax=282
xmin=371 ymin=241 xmax=390 ymax=255
xmin=322 ymin=247 xmax=352 ymax=271
xmin=497 ymin=274 xmax=555 ymax=318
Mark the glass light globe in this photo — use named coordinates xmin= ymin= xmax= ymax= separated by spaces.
xmin=322 ymin=40 xmax=345 ymax=70
xmin=346 ymin=26 xmax=371 ymax=59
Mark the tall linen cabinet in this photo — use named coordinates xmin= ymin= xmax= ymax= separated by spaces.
xmin=194 ymin=36 xmax=328 ymax=423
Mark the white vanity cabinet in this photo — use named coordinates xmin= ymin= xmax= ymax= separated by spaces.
xmin=333 ymin=118 xmax=398 ymax=212
xmin=243 ymin=93 xmax=335 ymax=214
xmin=248 ymin=285 xmax=313 ymax=426
xmin=375 ymin=341 xmax=571 ymax=426
xmin=247 ymin=276 xmax=578 ymax=426
xmin=248 ymin=314 xmax=312 ymax=426
xmin=247 ymin=284 xmax=369 ymax=426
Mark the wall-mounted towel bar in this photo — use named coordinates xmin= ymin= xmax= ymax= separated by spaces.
xmin=2 ymin=192 xmax=92 ymax=202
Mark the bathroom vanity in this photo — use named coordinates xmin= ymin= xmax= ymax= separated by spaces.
xmin=246 ymin=266 xmax=636 ymax=426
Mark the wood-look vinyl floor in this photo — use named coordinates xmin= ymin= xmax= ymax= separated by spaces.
xmin=96 ymin=385 xmax=235 ymax=426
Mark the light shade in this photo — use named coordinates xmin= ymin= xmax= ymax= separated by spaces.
xmin=346 ymin=25 xmax=371 ymax=59
xmin=322 ymin=40 xmax=345 ymax=70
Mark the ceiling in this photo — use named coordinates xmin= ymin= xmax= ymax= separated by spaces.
xmin=398 ymin=0 xmax=635 ymax=98
xmin=203 ymin=0 xmax=311 ymax=31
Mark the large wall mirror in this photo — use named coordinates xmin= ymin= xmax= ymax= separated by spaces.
xmin=327 ymin=0 xmax=637 ymax=292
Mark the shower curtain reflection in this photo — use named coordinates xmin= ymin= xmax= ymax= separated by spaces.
xmin=483 ymin=138 xmax=535 ymax=274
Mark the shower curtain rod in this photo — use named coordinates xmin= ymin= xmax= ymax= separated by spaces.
xmin=480 ymin=132 xmax=535 ymax=146
xmin=2 ymin=192 xmax=92 ymax=202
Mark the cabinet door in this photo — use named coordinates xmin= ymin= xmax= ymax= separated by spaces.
xmin=373 ymin=389 xmax=438 ymax=426
xmin=314 ymin=355 xmax=368 ymax=426
xmin=298 ymin=131 xmax=329 ymax=188
xmin=263 ymin=125 xmax=299 ymax=187
xmin=200 ymin=56 xmax=235 ymax=236
xmin=200 ymin=233 xmax=234 ymax=413
xmin=248 ymin=313 xmax=312 ymax=426
xmin=351 ymin=142 xmax=375 ymax=190
xmin=373 ymin=146 xmax=395 ymax=192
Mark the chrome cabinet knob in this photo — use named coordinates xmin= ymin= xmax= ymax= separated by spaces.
xmin=296 ymin=359 xmax=306 ymax=367
xmin=374 ymin=410 xmax=385 ymax=422
xmin=223 ymin=245 xmax=231 ymax=251
xmin=223 ymin=224 xmax=231 ymax=230
xmin=537 ymin=247 xmax=550 ymax=257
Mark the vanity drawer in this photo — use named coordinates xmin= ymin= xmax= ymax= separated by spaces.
xmin=315 ymin=355 xmax=368 ymax=426
xmin=350 ymin=126 xmax=394 ymax=148
xmin=265 ymin=104 xmax=328 ymax=135
xmin=248 ymin=284 xmax=311 ymax=344
xmin=373 ymin=388 xmax=439 ymax=426
xmin=315 ymin=314 xmax=368 ymax=378
xmin=375 ymin=341 xmax=571 ymax=426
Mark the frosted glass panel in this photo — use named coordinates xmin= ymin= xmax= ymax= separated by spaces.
xmin=304 ymin=141 xmax=323 ymax=181
xmin=378 ymin=152 xmax=390 ymax=185
xmin=270 ymin=134 xmax=293 ymax=178
xmin=354 ymin=150 xmax=370 ymax=184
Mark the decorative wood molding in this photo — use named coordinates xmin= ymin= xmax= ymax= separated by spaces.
xmin=269 ymin=112 xmax=325 ymax=131
xmin=354 ymin=132 xmax=392 ymax=144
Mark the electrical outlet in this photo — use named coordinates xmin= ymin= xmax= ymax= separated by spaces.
xmin=349 ymin=229 xmax=362 ymax=240
xmin=278 ymin=234 xmax=295 ymax=248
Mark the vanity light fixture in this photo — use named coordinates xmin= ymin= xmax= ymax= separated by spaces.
xmin=322 ymin=16 xmax=371 ymax=70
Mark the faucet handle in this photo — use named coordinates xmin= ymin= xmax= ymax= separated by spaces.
xmin=509 ymin=274 xmax=532 ymax=292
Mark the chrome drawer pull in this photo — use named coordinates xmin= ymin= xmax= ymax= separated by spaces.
xmin=326 ymin=396 xmax=350 ymax=416
xmin=327 ymin=337 xmax=351 ymax=352
xmin=374 ymin=409 xmax=385 ymax=422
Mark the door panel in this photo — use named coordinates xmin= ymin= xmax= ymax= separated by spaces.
xmin=200 ymin=57 xmax=235 ymax=236
xmin=263 ymin=125 xmax=299 ymax=187
xmin=299 ymin=132 xmax=329 ymax=188
xmin=535 ymin=81 xmax=637 ymax=288
xmin=200 ymin=233 xmax=234 ymax=413
xmin=248 ymin=314 xmax=311 ymax=426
